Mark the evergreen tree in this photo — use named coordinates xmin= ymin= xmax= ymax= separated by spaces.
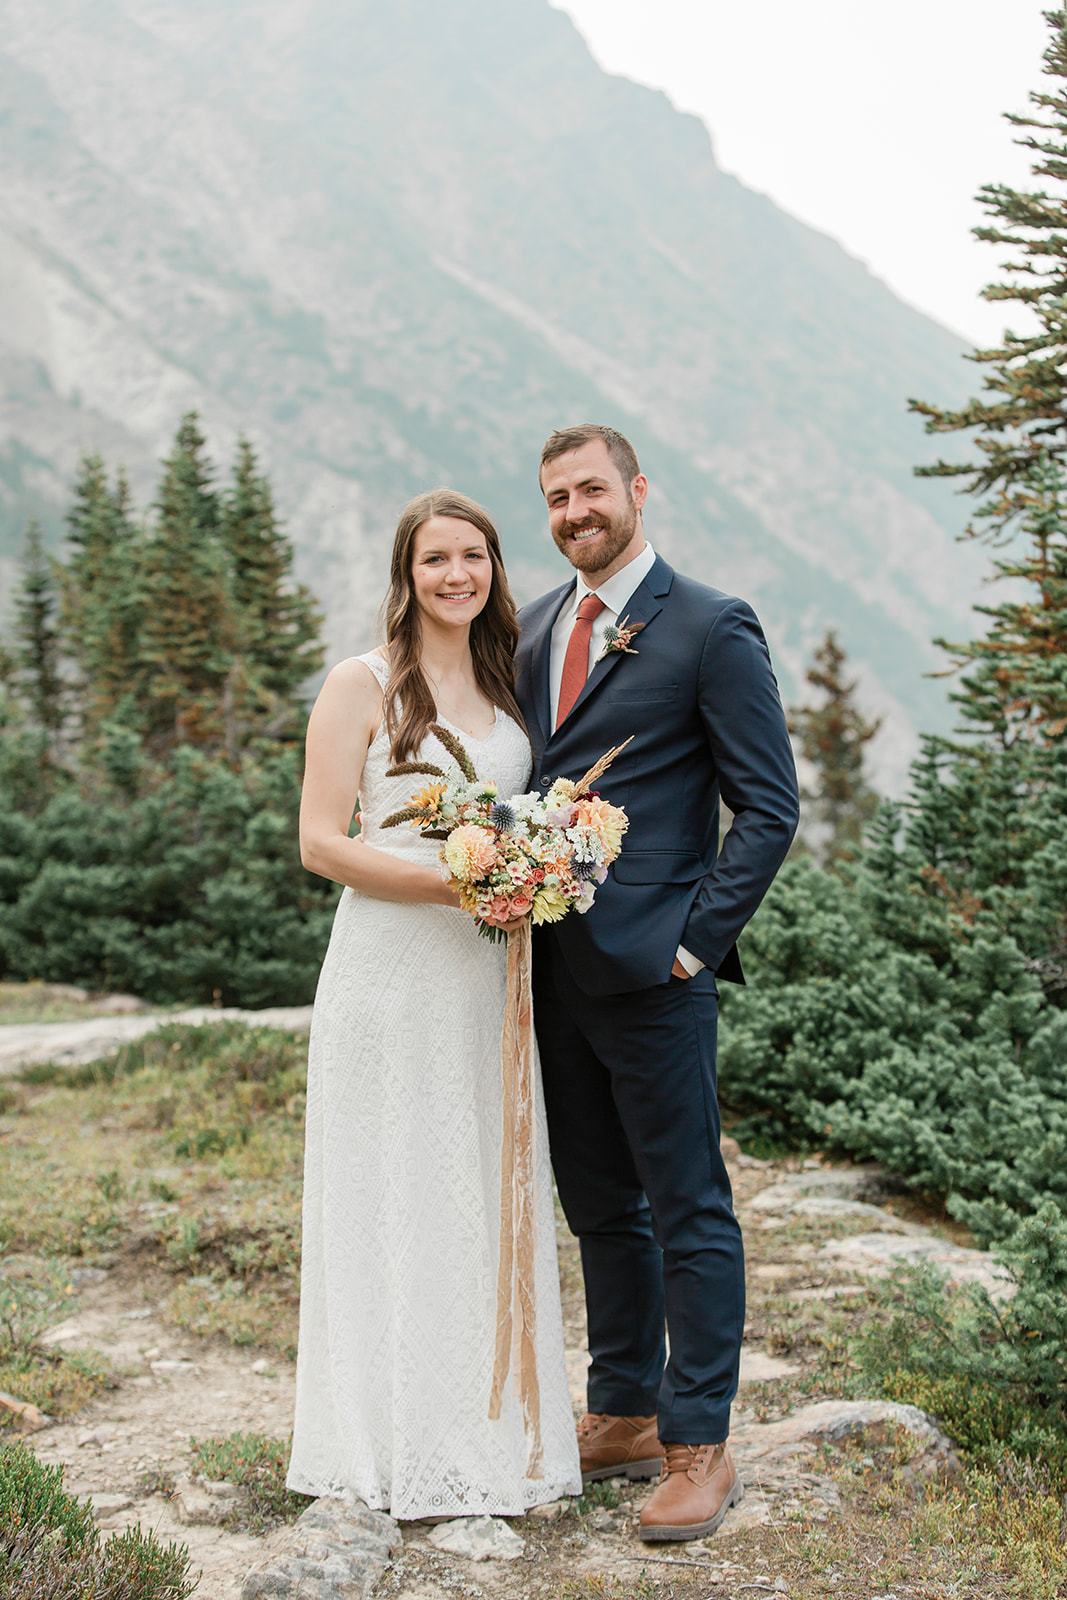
xmin=787 ymin=629 xmax=882 ymax=863
xmin=221 ymin=438 xmax=323 ymax=701
xmin=139 ymin=413 xmax=234 ymax=750
xmin=13 ymin=521 xmax=64 ymax=749
xmin=0 ymin=414 xmax=336 ymax=1006
xmin=60 ymin=455 xmax=144 ymax=743
xmin=934 ymin=453 xmax=1067 ymax=744
xmin=910 ymin=9 xmax=1067 ymax=539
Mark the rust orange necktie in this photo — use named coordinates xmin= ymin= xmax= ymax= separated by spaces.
xmin=555 ymin=593 xmax=606 ymax=729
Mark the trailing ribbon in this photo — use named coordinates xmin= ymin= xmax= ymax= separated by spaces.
xmin=488 ymin=917 xmax=543 ymax=1478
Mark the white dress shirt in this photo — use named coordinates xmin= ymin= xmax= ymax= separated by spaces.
xmin=548 ymin=541 xmax=657 ymax=718
xmin=547 ymin=542 xmax=705 ymax=978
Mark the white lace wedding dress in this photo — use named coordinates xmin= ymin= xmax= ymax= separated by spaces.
xmin=287 ymin=652 xmax=581 ymax=1519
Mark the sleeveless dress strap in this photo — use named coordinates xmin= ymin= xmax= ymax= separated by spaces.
xmin=358 ymin=650 xmax=390 ymax=688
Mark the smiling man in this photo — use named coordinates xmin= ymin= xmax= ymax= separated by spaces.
xmin=515 ymin=424 xmax=799 ymax=1541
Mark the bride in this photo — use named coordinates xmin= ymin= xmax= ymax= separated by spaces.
xmin=286 ymin=489 xmax=582 ymax=1518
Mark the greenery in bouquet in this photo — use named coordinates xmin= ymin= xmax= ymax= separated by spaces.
xmin=383 ymin=725 xmax=630 ymax=941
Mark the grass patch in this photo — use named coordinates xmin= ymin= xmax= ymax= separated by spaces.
xmin=0 ymin=1257 xmax=110 ymax=1422
xmin=1 ymin=1021 xmax=308 ymax=1358
xmin=571 ymin=1478 xmax=620 ymax=1519
xmin=189 ymin=1431 xmax=310 ymax=1534
xmin=788 ymin=1433 xmax=1067 ymax=1599
xmin=0 ymin=1349 xmax=110 ymax=1421
xmin=0 ymin=982 xmax=96 ymax=1026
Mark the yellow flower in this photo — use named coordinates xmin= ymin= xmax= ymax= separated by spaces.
xmin=531 ymin=884 xmax=569 ymax=925
xmin=443 ymin=824 xmax=498 ymax=882
xmin=412 ymin=781 xmax=447 ymax=812
xmin=454 ymin=880 xmax=482 ymax=913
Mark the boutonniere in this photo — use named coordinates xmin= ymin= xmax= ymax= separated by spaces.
xmin=596 ymin=614 xmax=645 ymax=663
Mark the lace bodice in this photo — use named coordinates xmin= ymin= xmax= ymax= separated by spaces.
xmin=355 ymin=651 xmax=533 ymax=861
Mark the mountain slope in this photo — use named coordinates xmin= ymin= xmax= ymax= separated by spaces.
xmin=0 ymin=0 xmax=987 ymax=782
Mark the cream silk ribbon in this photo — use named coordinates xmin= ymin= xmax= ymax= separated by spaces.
xmin=487 ymin=917 xmax=543 ymax=1478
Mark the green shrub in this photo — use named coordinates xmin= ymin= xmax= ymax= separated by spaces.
xmin=0 ymin=747 xmax=336 ymax=1008
xmin=851 ymin=1202 xmax=1067 ymax=1485
xmin=719 ymin=818 xmax=1067 ymax=1238
xmin=0 ymin=1438 xmax=197 ymax=1597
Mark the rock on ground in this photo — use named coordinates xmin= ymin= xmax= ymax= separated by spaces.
xmin=243 ymin=1497 xmax=401 ymax=1598
xmin=820 ymin=1231 xmax=1013 ymax=1296
xmin=427 ymin=1515 xmax=526 ymax=1561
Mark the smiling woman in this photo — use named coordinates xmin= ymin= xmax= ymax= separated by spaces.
xmin=286 ymin=488 xmax=582 ymax=1518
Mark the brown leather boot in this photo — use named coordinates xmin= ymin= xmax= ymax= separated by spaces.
xmin=638 ymin=1442 xmax=743 ymax=1540
xmin=576 ymin=1413 xmax=663 ymax=1484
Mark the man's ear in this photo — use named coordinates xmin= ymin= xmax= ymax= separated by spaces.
xmin=631 ymin=473 xmax=649 ymax=511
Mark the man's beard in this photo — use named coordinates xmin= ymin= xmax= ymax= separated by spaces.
xmin=552 ymin=497 xmax=638 ymax=573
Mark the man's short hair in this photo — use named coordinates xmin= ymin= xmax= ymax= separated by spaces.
xmin=540 ymin=424 xmax=641 ymax=488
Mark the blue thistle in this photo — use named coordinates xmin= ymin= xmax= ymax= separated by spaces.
xmin=490 ymin=801 xmax=517 ymax=832
xmin=603 ymin=623 xmax=621 ymax=645
xmin=573 ymin=858 xmax=598 ymax=881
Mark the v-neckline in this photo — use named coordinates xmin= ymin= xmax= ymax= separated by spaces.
xmin=437 ymin=711 xmax=498 ymax=746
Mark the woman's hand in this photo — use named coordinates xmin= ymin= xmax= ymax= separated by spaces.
xmin=482 ymin=912 xmax=529 ymax=935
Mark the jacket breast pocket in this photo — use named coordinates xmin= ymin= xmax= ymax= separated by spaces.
xmin=613 ymin=852 xmax=707 ymax=885
xmin=604 ymin=684 xmax=679 ymax=703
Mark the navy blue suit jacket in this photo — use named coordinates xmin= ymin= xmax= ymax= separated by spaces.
xmin=515 ymin=554 xmax=800 ymax=997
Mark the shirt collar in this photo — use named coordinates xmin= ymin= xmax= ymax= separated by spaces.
xmin=572 ymin=542 xmax=656 ymax=620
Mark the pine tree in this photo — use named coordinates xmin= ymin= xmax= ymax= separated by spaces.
xmin=139 ymin=413 xmax=234 ymax=750
xmin=934 ymin=452 xmax=1067 ymax=744
xmin=910 ymin=8 xmax=1067 ymax=539
xmin=0 ymin=414 xmax=334 ymax=1003
xmin=221 ymin=438 xmax=323 ymax=700
xmin=787 ymin=630 xmax=882 ymax=863
xmin=13 ymin=521 xmax=64 ymax=749
xmin=60 ymin=455 xmax=145 ymax=742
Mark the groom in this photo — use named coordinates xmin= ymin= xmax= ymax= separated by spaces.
xmin=515 ymin=424 xmax=799 ymax=1541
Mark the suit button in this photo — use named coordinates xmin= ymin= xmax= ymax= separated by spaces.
xmin=539 ymin=774 xmax=549 ymax=785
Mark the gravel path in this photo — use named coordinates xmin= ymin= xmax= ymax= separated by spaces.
xmin=0 ymin=1007 xmax=314 ymax=1074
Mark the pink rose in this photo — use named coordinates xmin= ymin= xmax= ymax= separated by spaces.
xmin=508 ymin=895 xmax=533 ymax=918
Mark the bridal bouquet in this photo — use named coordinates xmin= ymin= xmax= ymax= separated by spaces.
xmin=381 ymin=724 xmax=631 ymax=940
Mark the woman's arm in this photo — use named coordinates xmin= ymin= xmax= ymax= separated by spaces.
xmin=299 ymin=657 xmax=460 ymax=906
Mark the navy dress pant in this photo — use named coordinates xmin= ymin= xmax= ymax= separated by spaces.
xmin=533 ymin=933 xmax=744 ymax=1445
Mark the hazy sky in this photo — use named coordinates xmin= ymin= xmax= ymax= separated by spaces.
xmin=552 ymin=0 xmax=1050 ymax=346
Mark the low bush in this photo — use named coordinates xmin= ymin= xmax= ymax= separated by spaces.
xmin=719 ymin=811 xmax=1067 ymax=1242
xmin=850 ymin=1202 xmax=1067 ymax=1485
xmin=0 ymin=1438 xmax=196 ymax=1598
xmin=0 ymin=748 xmax=336 ymax=1009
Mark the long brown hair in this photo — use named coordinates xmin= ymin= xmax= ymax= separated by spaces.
xmin=382 ymin=489 xmax=527 ymax=763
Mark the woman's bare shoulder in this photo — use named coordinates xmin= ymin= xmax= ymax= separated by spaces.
xmin=311 ymin=655 xmax=387 ymax=730
xmin=322 ymin=652 xmax=387 ymax=689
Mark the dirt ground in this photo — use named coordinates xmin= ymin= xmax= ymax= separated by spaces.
xmin=4 ymin=998 xmax=1013 ymax=1599
xmin=20 ymin=1144 xmax=950 ymax=1600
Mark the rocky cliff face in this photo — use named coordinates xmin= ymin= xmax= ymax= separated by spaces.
xmin=0 ymin=0 xmax=986 ymax=783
